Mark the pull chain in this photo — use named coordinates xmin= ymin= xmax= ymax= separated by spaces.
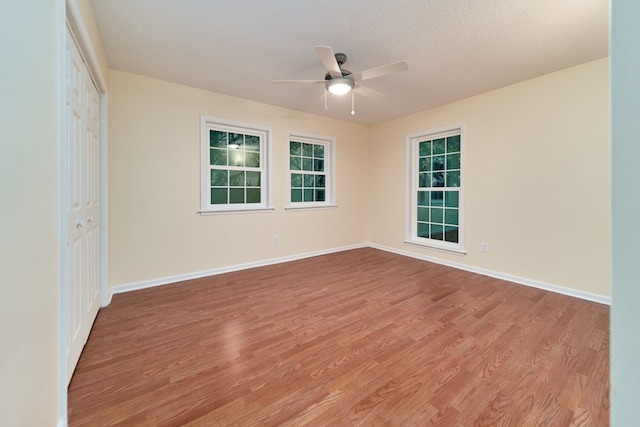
xmin=351 ymin=91 xmax=355 ymax=116
xmin=324 ymin=89 xmax=328 ymax=111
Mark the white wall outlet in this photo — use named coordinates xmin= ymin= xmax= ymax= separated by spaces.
xmin=273 ymin=235 xmax=279 ymax=244
xmin=481 ymin=242 xmax=489 ymax=253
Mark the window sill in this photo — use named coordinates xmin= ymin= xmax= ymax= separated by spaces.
xmin=285 ymin=204 xmax=337 ymax=212
xmin=198 ymin=207 xmax=275 ymax=216
xmin=404 ymin=239 xmax=467 ymax=256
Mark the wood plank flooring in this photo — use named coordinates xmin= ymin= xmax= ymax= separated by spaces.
xmin=68 ymin=248 xmax=609 ymax=426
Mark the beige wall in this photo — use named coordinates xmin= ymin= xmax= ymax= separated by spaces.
xmin=0 ymin=1 xmax=63 ymax=425
xmin=110 ymin=59 xmax=610 ymax=298
xmin=369 ymin=58 xmax=610 ymax=297
xmin=108 ymin=70 xmax=370 ymax=288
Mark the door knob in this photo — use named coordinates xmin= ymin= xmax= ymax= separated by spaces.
xmin=76 ymin=221 xmax=83 ymax=229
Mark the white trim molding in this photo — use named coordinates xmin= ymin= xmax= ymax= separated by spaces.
xmin=369 ymin=243 xmax=611 ymax=306
xmin=112 ymin=243 xmax=367 ymax=294
xmin=111 ymin=242 xmax=610 ymax=306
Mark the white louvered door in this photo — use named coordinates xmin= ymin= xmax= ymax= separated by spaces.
xmin=65 ymin=28 xmax=101 ymax=384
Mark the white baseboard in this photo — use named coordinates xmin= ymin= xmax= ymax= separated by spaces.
xmin=369 ymin=243 xmax=611 ymax=306
xmin=111 ymin=242 xmax=610 ymax=306
xmin=111 ymin=243 xmax=367 ymax=294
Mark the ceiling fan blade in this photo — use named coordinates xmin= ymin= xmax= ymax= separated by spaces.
xmin=350 ymin=60 xmax=409 ymax=82
xmin=354 ymin=84 xmax=386 ymax=98
xmin=314 ymin=46 xmax=342 ymax=79
xmin=272 ymin=79 xmax=326 ymax=84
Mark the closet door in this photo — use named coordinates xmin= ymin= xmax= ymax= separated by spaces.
xmin=65 ymin=29 xmax=101 ymax=384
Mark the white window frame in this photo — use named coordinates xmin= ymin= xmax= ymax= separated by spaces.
xmin=285 ymin=131 xmax=336 ymax=210
xmin=199 ymin=115 xmax=273 ymax=214
xmin=405 ymin=125 xmax=466 ymax=254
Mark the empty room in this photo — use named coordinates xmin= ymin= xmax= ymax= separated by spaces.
xmin=3 ymin=0 xmax=640 ymax=426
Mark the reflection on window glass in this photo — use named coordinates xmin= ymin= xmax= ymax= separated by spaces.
xmin=209 ymin=129 xmax=262 ymax=206
xmin=289 ymin=139 xmax=329 ymax=204
xmin=415 ymin=133 xmax=461 ymax=245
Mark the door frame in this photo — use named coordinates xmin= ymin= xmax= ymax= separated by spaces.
xmin=60 ymin=1 xmax=109 ymax=424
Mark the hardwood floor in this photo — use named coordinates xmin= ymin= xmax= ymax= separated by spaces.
xmin=68 ymin=248 xmax=609 ymax=426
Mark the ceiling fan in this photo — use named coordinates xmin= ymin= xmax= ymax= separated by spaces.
xmin=273 ymin=46 xmax=409 ymax=115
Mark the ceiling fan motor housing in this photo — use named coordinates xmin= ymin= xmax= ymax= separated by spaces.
xmin=324 ymin=70 xmax=352 ymax=81
xmin=323 ymin=52 xmax=351 ymax=81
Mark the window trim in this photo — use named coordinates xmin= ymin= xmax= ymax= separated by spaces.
xmin=405 ymin=125 xmax=466 ymax=254
xmin=285 ymin=131 xmax=336 ymax=210
xmin=199 ymin=115 xmax=273 ymax=214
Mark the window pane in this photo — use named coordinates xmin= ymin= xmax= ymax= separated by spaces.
xmin=445 ymin=208 xmax=459 ymax=225
xmin=289 ymin=138 xmax=331 ymax=205
xmin=431 ymin=224 xmax=444 ymax=240
xmin=432 ymin=172 xmax=445 ymax=187
xmin=291 ymin=173 xmax=302 ymax=187
xmin=228 ymin=133 xmax=243 ymax=148
xmin=444 ymin=226 xmax=459 ymax=243
xmin=244 ymin=135 xmax=260 ymax=152
xmin=447 ymin=135 xmax=460 ymax=153
xmin=417 ymin=191 xmax=429 ymax=207
xmin=290 ymin=141 xmax=301 ymax=156
xmin=431 ymin=207 xmax=443 ymax=223
xmin=445 ymin=191 xmax=459 ymax=208
xmin=303 ymin=189 xmax=313 ymax=202
xmin=303 ymin=174 xmax=314 ymax=187
xmin=433 ymin=138 xmax=446 ymax=154
xmin=419 ymin=172 xmax=430 ymax=188
xmin=210 ymin=148 xmax=227 ymax=166
xmin=446 ymin=170 xmax=460 ymax=187
xmin=302 ymin=158 xmax=313 ymax=171
xmin=229 ymin=170 xmax=245 ymax=186
xmin=211 ymin=188 xmax=227 ymax=204
xmin=314 ymin=144 xmax=324 ymax=158
xmin=291 ymin=189 xmax=302 ymax=202
xmin=432 ymin=156 xmax=445 ymax=171
xmin=246 ymin=188 xmax=261 ymax=203
xmin=446 ymin=153 xmax=460 ymax=170
xmin=229 ymin=188 xmax=244 ymax=203
xmin=419 ymin=158 xmax=431 ymax=172
xmin=418 ymin=207 xmax=429 ymax=222
xmin=412 ymin=132 xmax=461 ymax=245
xmin=210 ymin=169 xmax=227 ymax=186
xmin=202 ymin=119 xmax=269 ymax=212
xmin=431 ymin=191 xmax=444 ymax=206
xmin=417 ymin=222 xmax=430 ymax=238
xmin=246 ymin=171 xmax=260 ymax=187
xmin=290 ymin=156 xmax=301 ymax=170
xmin=210 ymin=130 xmax=227 ymax=148
xmin=229 ymin=150 xmax=244 ymax=167
xmin=419 ymin=141 xmax=431 ymax=156
xmin=302 ymin=143 xmax=313 ymax=157
xmin=245 ymin=152 xmax=260 ymax=168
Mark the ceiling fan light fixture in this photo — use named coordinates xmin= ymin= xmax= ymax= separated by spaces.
xmin=327 ymin=77 xmax=354 ymax=95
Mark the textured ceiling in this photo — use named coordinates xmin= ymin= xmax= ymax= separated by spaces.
xmin=90 ymin=0 xmax=608 ymax=126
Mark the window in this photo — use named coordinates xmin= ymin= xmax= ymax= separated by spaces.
xmin=406 ymin=126 xmax=464 ymax=253
xmin=287 ymin=132 xmax=335 ymax=209
xmin=200 ymin=115 xmax=272 ymax=214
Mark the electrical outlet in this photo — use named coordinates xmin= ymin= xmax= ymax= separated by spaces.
xmin=481 ymin=242 xmax=489 ymax=253
xmin=273 ymin=235 xmax=279 ymax=244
